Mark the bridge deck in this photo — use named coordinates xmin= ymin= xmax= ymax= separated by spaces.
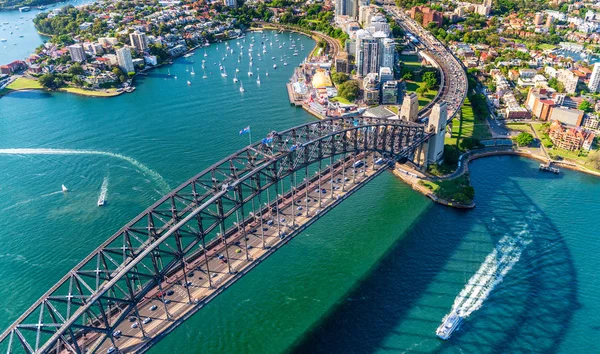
xmin=80 ymin=152 xmax=387 ymax=354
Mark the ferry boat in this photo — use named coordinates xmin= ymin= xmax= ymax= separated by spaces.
xmin=183 ymin=52 xmax=194 ymax=58
xmin=436 ymin=311 xmax=463 ymax=340
xmin=97 ymin=191 xmax=106 ymax=206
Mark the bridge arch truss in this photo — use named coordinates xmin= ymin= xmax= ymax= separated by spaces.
xmin=0 ymin=117 xmax=426 ymax=354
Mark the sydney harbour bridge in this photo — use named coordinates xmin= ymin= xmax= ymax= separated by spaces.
xmin=0 ymin=11 xmax=467 ymax=354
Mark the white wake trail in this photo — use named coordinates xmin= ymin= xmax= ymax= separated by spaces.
xmin=446 ymin=225 xmax=534 ymax=320
xmin=0 ymin=148 xmax=170 ymax=192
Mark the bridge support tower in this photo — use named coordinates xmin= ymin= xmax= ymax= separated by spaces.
xmin=415 ymin=102 xmax=448 ymax=169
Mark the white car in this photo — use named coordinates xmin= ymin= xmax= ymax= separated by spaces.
xmin=143 ymin=317 xmax=152 ymax=325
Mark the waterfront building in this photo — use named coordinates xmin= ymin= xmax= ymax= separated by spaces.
xmin=427 ymin=103 xmax=448 ymax=164
xmin=223 ymin=0 xmax=236 ymax=6
xmin=116 ymin=47 xmax=135 ymax=73
xmin=129 ymin=31 xmax=148 ymax=53
xmin=587 ymin=63 xmax=600 ymax=92
xmin=67 ymin=44 xmax=86 ymax=63
xmin=380 ymin=38 xmax=395 ymax=70
xmin=400 ymin=92 xmax=418 ymax=121
xmin=526 ymin=88 xmax=555 ymax=121
xmin=144 ymin=55 xmax=158 ymax=66
xmin=355 ymin=30 xmax=379 ymax=77
xmin=549 ymin=120 xmax=595 ymax=151
xmin=556 ymin=69 xmax=579 ymax=94
xmin=363 ymin=73 xmax=380 ymax=105
xmin=381 ymin=80 xmax=399 ymax=105
xmin=548 ymin=106 xmax=584 ymax=127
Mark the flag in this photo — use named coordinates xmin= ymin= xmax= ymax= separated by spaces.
xmin=261 ymin=136 xmax=273 ymax=144
xmin=239 ymin=126 xmax=251 ymax=135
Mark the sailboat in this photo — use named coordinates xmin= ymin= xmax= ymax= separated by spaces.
xmin=219 ymin=61 xmax=224 ymax=71
xmin=61 ymin=184 xmax=68 ymax=193
xmin=256 ymin=73 xmax=261 ymax=85
xmin=168 ymin=69 xmax=171 ymax=76
xmin=204 ymin=50 xmax=208 ymax=57
xmin=187 ymin=80 xmax=192 ymax=85
xmin=202 ymin=70 xmax=208 ymax=79
xmin=239 ymin=81 xmax=245 ymax=93
xmin=221 ymin=68 xmax=228 ymax=77
xmin=235 ymin=67 xmax=240 ymax=73
xmin=233 ymin=72 xmax=239 ymax=83
xmin=266 ymin=70 xmax=269 ymax=77
xmin=248 ymin=63 xmax=253 ymax=76
xmin=190 ymin=67 xmax=195 ymax=75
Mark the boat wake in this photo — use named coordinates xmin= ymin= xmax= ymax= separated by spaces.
xmin=445 ymin=219 xmax=537 ymax=321
xmin=0 ymin=148 xmax=170 ymax=193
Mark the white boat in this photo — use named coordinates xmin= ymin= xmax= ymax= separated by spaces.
xmin=248 ymin=70 xmax=253 ymax=77
xmin=221 ymin=69 xmax=228 ymax=77
xmin=0 ymin=39 xmax=6 ymax=42
xmin=183 ymin=52 xmax=193 ymax=58
xmin=61 ymin=184 xmax=68 ymax=192
xmin=235 ymin=68 xmax=239 ymax=73
xmin=202 ymin=71 xmax=208 ymax=79
xmin=256 ymin=74 xmax=261 ymax=85
xmin=239 ymin=81 xmax=245 ymax=92
xmin=187 ymin=80 xmax=192 ymax=85
xmin=266 ymin=71 xmax=269 ymax=76
xmin=273 ymin=64 xmax=277 ymax=69
xmin=271 ymin=56 xmax=275 ymax=60
xmin=204 ymin=50 xmax=208 ymax=57
xmin=168 ymin=69 xmax=171 ymax=76
xmin=233 ymin=73 xmax=238 ymax=83
xmin=190 ymin=67 xmax=195 ymax=75
xmin=436 ymin=312 xmax=464 ymax=340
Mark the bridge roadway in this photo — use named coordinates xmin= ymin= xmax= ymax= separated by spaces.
xmin=384 ymin=5 xmax=468 ymax=122
xmin=79 ymin=152 xmax=388 ymax=354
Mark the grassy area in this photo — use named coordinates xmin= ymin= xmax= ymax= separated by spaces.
xmin=505 ymin=123 xmax=534 ymax=134
xmin=1 ymin=77 xmax=43 ymax=96
xmin=532 ymin=122 xmax=553 ymax=148
xmin=419 ymin=174 xmax=474 ymax=204
xmin=59 ymin=87 xmax=121 ymax=97
xmin=399 ymin=55 xmax=422 ymax=72
xmin=445 ymin=96 xmax=491 ymax=148
xmin=404 ymin=80 xmax=437 ymax=109
xmin=386 ymin=105 xmax=399 ymax=114
xmin=331 ymin=96 xmax=351 ymax=104
xmin=538 ymin=44 xmax=556 ymax=51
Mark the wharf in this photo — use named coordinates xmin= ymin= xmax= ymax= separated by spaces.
xmin=539 ymin=163 xmax=560 ymax=174
xmin=286 ymin=83 xmax=302 ymax=106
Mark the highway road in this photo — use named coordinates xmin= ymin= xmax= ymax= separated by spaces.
xmin=75 ymin=152 xmax=391 ymax=354
xmin=384 ymin=5 xmax=468 ymax=123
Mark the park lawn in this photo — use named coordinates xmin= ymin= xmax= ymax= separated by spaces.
xmin=419 ymin=174 xmax=473 ymax=203
xmin=330 ymin=96 xmax=351 ymax=104
xmin=399 ymin=54 xmax=422 ymax=72
xmin=404 ymin=80 xmax=437 ymax=109
xmin=532 ymin=122 xmax=553 ymax=147
xmin=538 ymin=44 xmax=556 ymax=51
xmin=506 ymin=123 xmax=534 ymax=134
xmin=59 ymin=86 xmax=121 ymax=97
xmin=1 ymin=77 xmax=43 ymax=96
xmin=386 ymin=105 xmax=399 ymax=114
xmin=446 ymin=96 xmax=491 ymax=148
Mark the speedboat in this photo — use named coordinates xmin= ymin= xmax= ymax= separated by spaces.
xmin=436 ymin=311 xmax=463 ymax=340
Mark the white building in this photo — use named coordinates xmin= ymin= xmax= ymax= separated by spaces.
xmin=129 ymin=31 xmax=148 ymax=52
xmin=380 ymin=38 xmax=395 ymax=69
xmin=556 ymin=69 xmax=579 ymax=94
xmin=355 ymin=29 xmax=379 ymax=77
xmin=116 ymin=47 xmax=135 ymax=73
xmin=67 ymin=44 xmax=86 ymax=62
xmin=588 ymin=62 xmax=600 ymax=93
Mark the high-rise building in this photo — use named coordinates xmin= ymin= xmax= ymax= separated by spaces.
xmin=381 ymin=38 xmax=395 ymax=69
xmin=67 ymin=44 xmax=86 ymax=62
xmin=534 ymin=13 xmax=544 ymax=25
xmin=334 ymin=52 xmax=349 ymax=73
xmin=363 ymin=73 xmax=380 ymax=105
xmin=588 ymin=63 xmax=600 ymax=92
xmin=358 ymin=4 xmax=371 ymax=26
xmin=556 ymin=69 xmax=579 ymax=94
xmin=116 ymin=47 xmax=135 ymax=73
xmin=379 ymin=67 xmax=393 ymax=84
xmin=129 ymin=31 xmax=148 ymax=53
xmin=400 ymin=92 xmax=418 ymax=121
xmin=355 ymin=30 xmax=379 ymax=77
xmin=335 ymin=0 xmax=358 ymax=18
xmin=427 ymin=102 xmax=448 ymax=164
xmin=381 ymin=81 xmax=399 ymax=105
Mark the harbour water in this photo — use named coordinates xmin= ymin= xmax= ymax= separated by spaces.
xmin=0 ymin=31 xmax=599 ymax=354
xmin=0 ymin=0 xmax=95 ymax=65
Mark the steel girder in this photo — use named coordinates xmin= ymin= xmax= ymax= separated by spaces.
xmin=0 ymin=117 xmax=425 ymax=354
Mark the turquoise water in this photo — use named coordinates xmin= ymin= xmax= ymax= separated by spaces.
xmin=1 ymin=30 xmax=599 ymax=354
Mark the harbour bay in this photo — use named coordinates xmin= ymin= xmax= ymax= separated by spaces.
xmin=0 ymin=28 xmax=599 ymax=354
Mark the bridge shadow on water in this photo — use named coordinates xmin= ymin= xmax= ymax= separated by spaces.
xmin=289 ymin=156 xmax=578 ymax=354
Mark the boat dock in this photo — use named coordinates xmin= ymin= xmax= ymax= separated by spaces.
xmin=539 ymin=162 xmax=560 ymax=174
xmin=286 ymin=83 xmax=302 ymax=106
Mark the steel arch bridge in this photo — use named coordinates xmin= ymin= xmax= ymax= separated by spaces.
xmin=0 ymin=117 xmax=430 ymax=354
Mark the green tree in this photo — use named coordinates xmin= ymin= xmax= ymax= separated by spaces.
xmin=422 ymin=71 xmax=438 ymax=90
xmin=515 ymin=132 xmax=534 ymax=146
xmin=38 ymin=73 xmax=64 ymax=89
xmin=331 ymin=72 xmax=349 ymax=84
xmin=68 ymin=63 xmax=84 ymax=75
xmin=579 ymin=100 xmax=593 ymax=112
xmin=338 ymin=80 xmax=359 ymax=101
xmin=402 ymin=71 xmax=413 ymax=80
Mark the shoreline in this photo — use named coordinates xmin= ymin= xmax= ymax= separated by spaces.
xmin=394 ymin=147 xmax=600 ymax=209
